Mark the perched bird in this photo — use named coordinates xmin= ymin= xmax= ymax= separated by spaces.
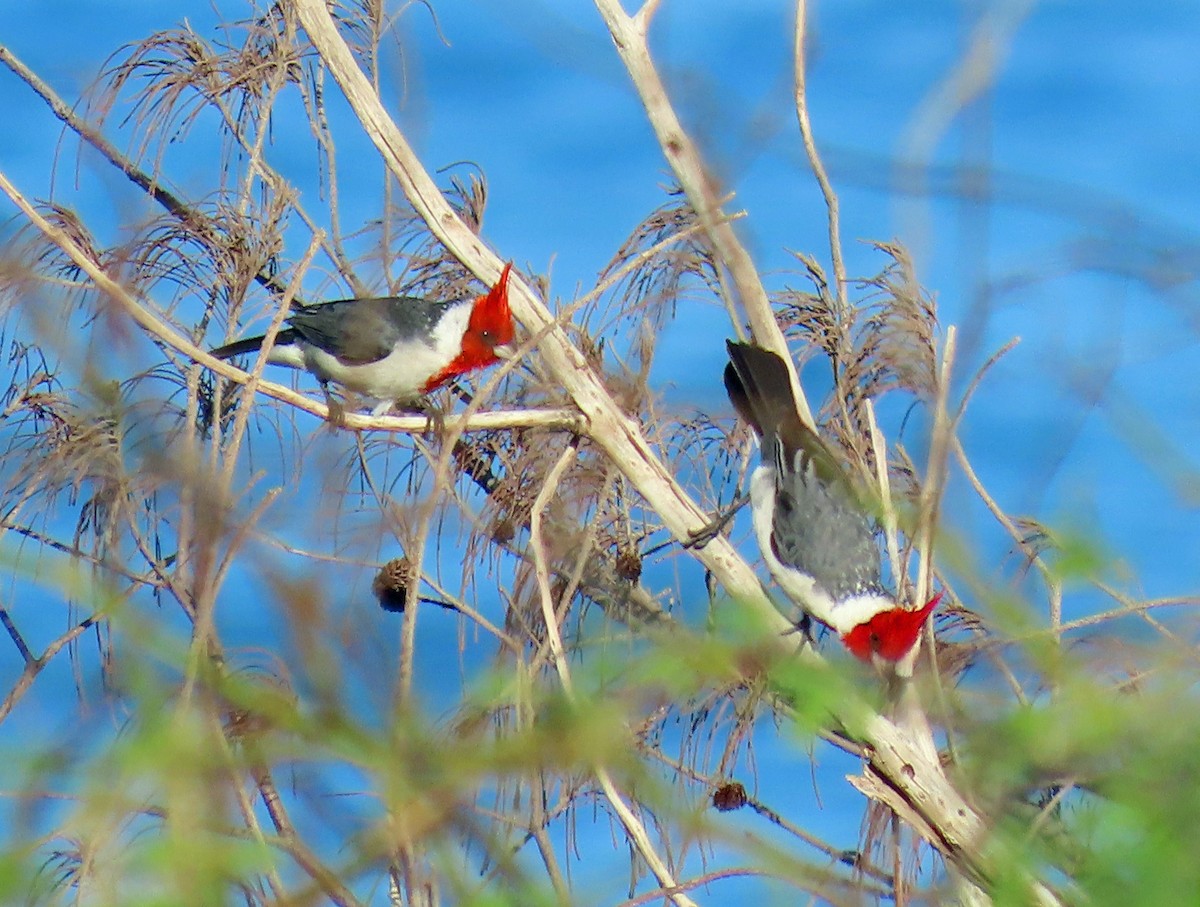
xmin=724 ymin=340 xmax=939 ymax=672
xmin=211 ymin=263 xmax=515 ymax=416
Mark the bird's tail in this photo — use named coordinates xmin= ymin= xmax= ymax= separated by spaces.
xmin=725 ymin=340 xmax=850 ymax=490
xmin=210 ymin=329 xmax=298 ymax=360
xmin=723 ymin=340 xmax=801 ymax=441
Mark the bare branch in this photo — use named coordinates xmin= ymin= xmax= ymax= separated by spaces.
xmin=793 ymin=0 xmax=848 ymax=317
xmin=290 ymin=0 xmax=791 ymax=636
xmin=591 ymin=0 xmax=815 ymax=429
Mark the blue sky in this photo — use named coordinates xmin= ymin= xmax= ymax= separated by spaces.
xmin=2 ymin=0 xmax=1199 ymax=902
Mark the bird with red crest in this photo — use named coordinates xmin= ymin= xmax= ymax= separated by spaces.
xmin=211 ymin=263 xmax=515 ymax=419
xmin=724 ymin=340 xmax=941 ymax=675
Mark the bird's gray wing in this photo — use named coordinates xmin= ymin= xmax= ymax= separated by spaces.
xmin=768 ymin=441 xmax=884 ymax=601
xmin=725 ymin=341 xmax=884 ymax=601
xmin=288 ymin=297 xmax=446 ymax=365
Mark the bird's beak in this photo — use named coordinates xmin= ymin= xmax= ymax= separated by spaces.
xmin=493 ymin=343 xmax=516 ymax=361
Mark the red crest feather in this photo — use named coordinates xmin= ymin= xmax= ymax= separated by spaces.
xmin=840 ymin=591 xmax=942 ymax=663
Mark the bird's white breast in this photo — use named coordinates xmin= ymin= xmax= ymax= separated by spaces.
xmin=290 ymin=303 xmax=471 ymax=402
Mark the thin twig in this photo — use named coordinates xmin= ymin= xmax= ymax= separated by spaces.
xmin=527 ymin=439 xmax=696 ymax=907
xmin=0 ymin=615 xmax=97 ymax=723
xmin=793 ymin=0 xmax=848 ymax=317
xmin=528 ymin=441 xmax=580 ymax=694
xmin=255 ymin=769 xmax=362 ymax=907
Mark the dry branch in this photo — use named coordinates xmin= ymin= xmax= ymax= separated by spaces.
xmin=290 ymin=0 xmax=790 ymax=639
xmin=792 ymin=0 xmax=848 ymax=316
xmin=592 ymin=0 xmax=816 ymax=431
xmin=283 ymin=5 xmax=1063 ymax=902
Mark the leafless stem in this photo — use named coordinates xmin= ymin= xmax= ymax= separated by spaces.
xmin=219 ymin=232 xmax=324 ymax=473
xmin=915 ymin=326 xmax=956 ymax=607
xmin=0 ymin=614 xmax=98 ymax=723
xmin=865 ymin=401 xmax=902 ymax=595
xmin=529 ymin=442 xmax=580 ymax=694
xmin=256 ymin=769 xmax=362 ymax=906
xmin=793 ymin=0 xmax=848 ymax=316
xmin=527 ymin=439 xmax=695 ymax=906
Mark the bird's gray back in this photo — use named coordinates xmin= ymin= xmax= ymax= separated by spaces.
xmin=288 ymin=297 xmax=460 ymax=365
xmin=768 ymin=441 xmax=884 ymax=601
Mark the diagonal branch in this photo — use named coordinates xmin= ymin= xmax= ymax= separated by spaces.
xmin=592 ymin=0 xmax=815 ymax=430
xmin=290 ymin=0 xmax=790 ymax=637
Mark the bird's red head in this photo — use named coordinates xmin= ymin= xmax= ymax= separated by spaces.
xmin=840 ymin=591 xmax=942 ymax=664
xmin=423 ymin=262 xmax=515 ymax=392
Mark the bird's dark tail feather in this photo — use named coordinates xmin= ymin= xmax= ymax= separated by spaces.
xmin=724 ymin=340 xmax=800 ymax=439
xmin=210 ymin=329 xmax=298 ymax=360
xmin=726 ymin=340 xmax=870 ymax=504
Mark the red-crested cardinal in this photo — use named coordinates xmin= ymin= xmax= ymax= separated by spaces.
xmin=211 ymin=263 xmax=515 ymax=415
xmin=724 ymin=340 xmax=940 ymax=672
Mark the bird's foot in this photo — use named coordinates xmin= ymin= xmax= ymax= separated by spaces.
xmin=410 ymin=396 xmax=449 ymax=437
xmin=683 ymin=494 xmax=748 ymax=549
xmin=321 ymin=385 xmax=349 ymax=429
